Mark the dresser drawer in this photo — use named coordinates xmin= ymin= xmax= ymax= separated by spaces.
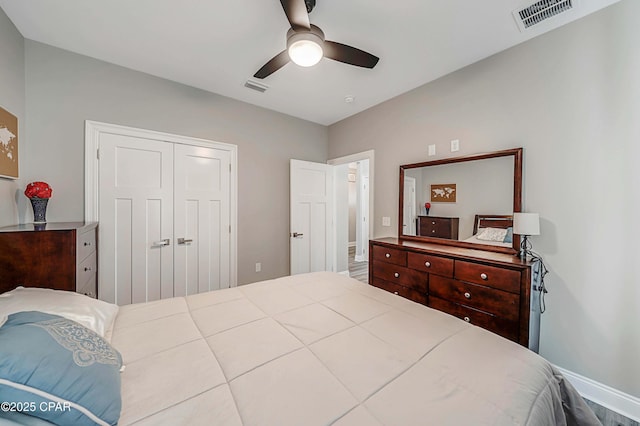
xmin=422 ymin=219 xmax=450 ymax=238
xmin=77 ymin=274 xmax=97 ymax=299
xmin=77 ymin=251 xmax=97 ymax=288
xmin=371 ymin=278 xmax=428 ymax=305
xmin=429 ymin=275 xmax=519 ymax=321
xmin=372 ymin=262 xmax=428 ymax=292
xmin=454 ymin=260 xmax=520 ymax=294
xmin=77 ymin=227 xmax=96 ymax=262
xmin=429 ymin=296 xmax=519 ymax=342
xmin=372 ymin=244 xmax=407 ymax=266
xmin=407 ymin=252 xmax=454 ymax=277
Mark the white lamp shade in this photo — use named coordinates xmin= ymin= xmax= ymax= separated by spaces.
xmin=513 ymin=213 xmax=540 ymax=236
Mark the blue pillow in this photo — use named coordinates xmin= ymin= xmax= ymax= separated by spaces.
xmin=0 ymin=311 xmax=122 ymax=426
xmin=503 ymin=227 xmax=513 ymax=244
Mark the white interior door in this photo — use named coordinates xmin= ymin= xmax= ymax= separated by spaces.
xmin=403 ymin=176 xmax=417 ymax=236
xmin=174 ymin=144 xmax=231 ymax=296
xmin=99 ymin=134 xmax=174 ymax=305
xmin=290 ymin=159 xmax=334 ymax=275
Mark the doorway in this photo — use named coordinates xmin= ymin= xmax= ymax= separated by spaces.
xmin=328 ymin=151 xmax=374 ymax=283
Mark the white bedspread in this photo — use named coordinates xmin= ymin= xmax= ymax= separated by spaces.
xmin=111 ymin=272 xmax=599 ymax=426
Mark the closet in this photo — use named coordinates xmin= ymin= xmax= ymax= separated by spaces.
xmin=86 ymin=122 xmax=237 ymax=305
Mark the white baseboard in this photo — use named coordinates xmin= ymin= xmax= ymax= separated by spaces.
xmin=555 ymin=366 xmax=640 ymax=422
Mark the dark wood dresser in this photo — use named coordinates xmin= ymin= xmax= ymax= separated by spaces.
xmin=369 ymin=237 xmax=539 ymax=350
xmin=0 ymin=222 xmax=98 ymax=297
xmin=417 ymin=216 xmax=459 ymax=239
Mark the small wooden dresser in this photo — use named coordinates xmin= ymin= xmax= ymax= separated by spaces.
xmin=417 ymin=216 xmax=459 ymax=239
xmin=0 ymin=222 xmax=98 ymax=297
xmin=369 ymin=237 xmax=539 ymax=350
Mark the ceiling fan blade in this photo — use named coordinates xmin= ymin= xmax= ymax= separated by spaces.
xmin=323 ymin=41 xmax=379 ymax=69
xmin=279 ymin=0 xmax=310 ymax=31
xmin=254 ymin=50 xmax=290 ymax=79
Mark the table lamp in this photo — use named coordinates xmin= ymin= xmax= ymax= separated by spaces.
xmin=513 ymin=213 xmax=540 ymax=260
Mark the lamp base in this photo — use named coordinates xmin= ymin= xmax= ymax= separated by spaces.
xmin=519 ymin=235 xmax=530 ymax=260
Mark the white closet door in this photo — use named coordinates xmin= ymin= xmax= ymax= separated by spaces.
xmin=99 ymin=134 xmax=174 ymax=305
xmin=174 ymin=144 xmax=231 ymax=296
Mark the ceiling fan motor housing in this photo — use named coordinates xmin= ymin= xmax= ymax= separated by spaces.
xmin=286 ymin=24 xmax=325 ymax=46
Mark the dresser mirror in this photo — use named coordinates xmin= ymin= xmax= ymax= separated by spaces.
xmin=399 ymin=148 xmax=523 ymax=254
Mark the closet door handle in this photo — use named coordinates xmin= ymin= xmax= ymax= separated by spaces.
xmin=178 ymin=238 xmax=193 ymax=245
xmin=152 ymin=239 xmax=170 ymax=248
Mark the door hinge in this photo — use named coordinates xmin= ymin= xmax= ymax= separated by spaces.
xmin=96 ymin=149 xmax=100 ymax=160
xmin=229 ymin=225 xmax=231 ymax=233
xmin=229 ymin=164 xmax=231 ymax=173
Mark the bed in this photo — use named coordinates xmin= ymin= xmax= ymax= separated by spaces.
xmin=463 ymin=214 xmax=514 ymax=247
xmin=0 ymin=272 xmax=600 ymax=426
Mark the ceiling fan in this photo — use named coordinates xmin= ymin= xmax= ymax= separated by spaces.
xmin=253 ymin=0 xmax=380 ymax=79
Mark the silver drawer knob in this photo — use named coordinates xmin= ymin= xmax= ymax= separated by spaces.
xmin=464 ymin=316 xmax=471 ymax=323
xmin=394 ymin=291 xmax=399 ymax=295
xmin=464 ymin=292 xmax=471 ymax=299
xmin=424 ymin=261 xmax=431 ymax=268
xmin=480 ymin=273 xmax=488 ymax=280
xmin=394 ymin=272 xmax=399 ymax=278
xmin=84 ymin=267 xmax=92 ymax=272
xmin=84 ymin=292 xmax=95 ymax=298
xmin=385 ymin=253 xmax=391 ymax=258
xmin=84 ymin=242 xmax=91 ymax=247
xmin=431 ymin=230 xmax=436 ymax=233
xmin=431 ymin=221 xmax=436 ymax=225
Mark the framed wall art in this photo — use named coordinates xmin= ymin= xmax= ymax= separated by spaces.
xmin=430 ymin=183 xmax=456 ymax=203
xmin=0 ymin=106 xmax=19 ymax=179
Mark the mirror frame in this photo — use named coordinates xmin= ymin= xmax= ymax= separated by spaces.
xmin=398 ymin=147 xmax=523 ymax=255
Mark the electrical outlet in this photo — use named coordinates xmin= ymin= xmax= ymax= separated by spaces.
xmin=382 ymin=217 xmax=391 ymax=227
xmin=450 ymin=139 xmax=460 ymax=152
xmin=428 ymin=144 xmax=436 ymax=156
xmin=255 ymin=262 xmax=261 ymax=272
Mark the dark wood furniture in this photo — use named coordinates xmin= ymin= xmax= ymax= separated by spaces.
xmin=0 ymin=222 xmax=98 ymax=297
xmin=473 ymin=214 xmax=513 ymax=234
xmin=370 ymin=237 xmax=539 ymax=350
xmin=417 ymin=216 xmax=459 ymax=239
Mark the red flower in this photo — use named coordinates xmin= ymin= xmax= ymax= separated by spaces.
xmin=24 ymin=181 xmax=53 ymax=199
xmin=425 ymin=202 xmax=431 ymax=209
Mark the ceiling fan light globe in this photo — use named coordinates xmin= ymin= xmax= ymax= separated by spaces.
xmin=288 ymin=39 xmax=323 ymax=67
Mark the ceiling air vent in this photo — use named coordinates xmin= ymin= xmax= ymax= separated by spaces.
xmin=513 ymin=0 xmax=576 ymax=31
xmin=244 ymin=80 xmax=269 ymax=93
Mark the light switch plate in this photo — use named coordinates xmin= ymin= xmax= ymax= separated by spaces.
xmin=382 ymin=217 xmax=391 ymax=227
xmin=428 ymin=144 xmax=436 ymax=156
xmin=450 ymin=139 xmax=460 ymax=152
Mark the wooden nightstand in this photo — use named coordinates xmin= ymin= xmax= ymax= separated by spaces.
xmin=416 ymin=216 xmax=460 ymax=239
xmin=0 ymin=222 xmax=98 ymax=297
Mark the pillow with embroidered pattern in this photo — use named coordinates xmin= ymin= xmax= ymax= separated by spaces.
xmin=0 ymin=311 xmax=122 ymax=426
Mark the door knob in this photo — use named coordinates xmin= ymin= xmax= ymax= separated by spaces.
xmin=178 ymin=238 xmax=193 ymax=245
xmin=291 ymin=232 xmax=304 ymax=238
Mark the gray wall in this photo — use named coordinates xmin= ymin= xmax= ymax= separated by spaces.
xmin=23 ymin=40 xmax=328 ymax=285
xmin=329 ymin=0 xmax=639 ymax=398
xmin=0 ymin=7 xmax=24 ymax=227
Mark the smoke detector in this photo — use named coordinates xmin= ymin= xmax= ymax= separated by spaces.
xmin=513 ymin=0 xmax=578 ymax=32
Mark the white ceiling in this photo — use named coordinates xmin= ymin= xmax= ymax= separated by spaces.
xmin=0 ymin=0 xmax=619 ymax=125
